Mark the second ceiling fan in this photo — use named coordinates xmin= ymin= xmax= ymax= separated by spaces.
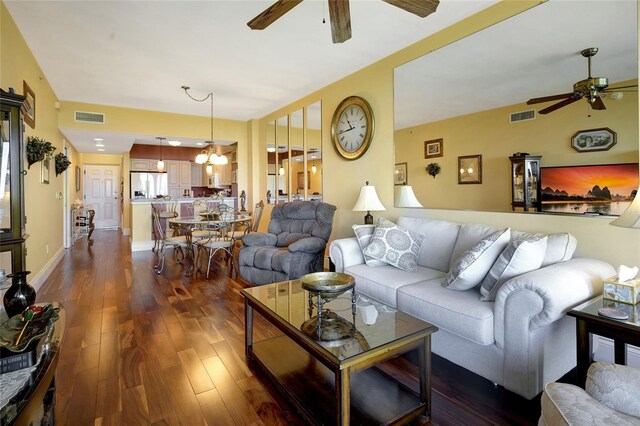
xmin=247 ymin=0 xmax=440 ymax=44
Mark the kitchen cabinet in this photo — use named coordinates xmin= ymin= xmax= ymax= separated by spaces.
xmin=217 ymin=163 xmax=233 ymax=185
xmin=131 ymin=159 xmax=157 ymax=171
xmin=166 ymin=160 xmax=191 ymax=197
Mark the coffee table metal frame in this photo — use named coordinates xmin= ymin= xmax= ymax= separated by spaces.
xmin=242 ymin=280 xmax=438 ymax=426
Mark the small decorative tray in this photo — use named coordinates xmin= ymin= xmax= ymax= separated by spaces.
xmin=198 ymin=211 xmax=221 ymax=220
xmin=0 ymin=304 xmax=61 ymax=352
xmin=301 ymin=272 xmax=355 ymax=294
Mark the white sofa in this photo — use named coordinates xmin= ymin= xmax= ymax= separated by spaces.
xmin=329 ymin=216 xmax=615 ymax=399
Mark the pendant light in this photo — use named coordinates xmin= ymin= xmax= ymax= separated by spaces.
xmin=182 ymin=86 xmax=228 ymax=166
xmin=156 ymin=137 xmax=166 ymax=172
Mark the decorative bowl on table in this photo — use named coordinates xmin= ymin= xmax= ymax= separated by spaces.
xmin=198 ymin=211 xmax=221 ymax=221
xmin=301 ymin=272 xmax=355 ymax=300
xmin=0 ymin=304 xmax=61 ymax=352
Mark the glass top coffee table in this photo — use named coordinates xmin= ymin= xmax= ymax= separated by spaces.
xmin=242 ymin=279 xmax=438 ymax=425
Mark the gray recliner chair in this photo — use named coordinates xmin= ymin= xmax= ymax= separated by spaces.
xmin=238 ymin=201 xmax=336 ymax=285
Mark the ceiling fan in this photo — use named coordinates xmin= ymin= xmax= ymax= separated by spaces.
xmin=247 ymin=0 xmax=440 ymax=44
xmin=527 ymin=48 xmax=638 ymax=115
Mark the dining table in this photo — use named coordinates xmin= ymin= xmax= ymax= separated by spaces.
xmin=168 ymin=213 xmax=252 ymax=276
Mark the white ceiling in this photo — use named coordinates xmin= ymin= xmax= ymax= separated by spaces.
xmin=395 ymin=0 xmax=638 ymax=129
xmin=5 ymin=0 xmax=498 ymax=154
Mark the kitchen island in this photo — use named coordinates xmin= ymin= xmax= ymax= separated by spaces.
xmin=130 ymin=197 xmax=237 ymax=252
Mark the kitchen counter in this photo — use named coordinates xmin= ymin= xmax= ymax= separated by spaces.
xmin=130 ymin=197 xmax=237 ymax=204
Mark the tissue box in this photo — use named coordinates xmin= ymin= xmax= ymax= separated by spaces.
xmin=602 ymin=299 xmax=640 ymax=324
xmin=603 ymin=276 xmax=640 ymax=305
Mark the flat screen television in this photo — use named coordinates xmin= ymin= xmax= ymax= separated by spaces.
xmin=540 ymin=163 xmax=638 ymax=216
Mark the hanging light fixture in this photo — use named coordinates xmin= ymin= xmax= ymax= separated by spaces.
xmin=156 ymin=137 xmax=166 ymax=172
xmin=311 ymin=161 xmax=317 ymax=174
xmin=182 ymin=86 xmax=228 ymax=167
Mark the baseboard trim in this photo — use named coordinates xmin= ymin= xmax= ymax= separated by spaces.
xmin=131 ymin=240 xmax=154 ymax=252
xmin=594 ymin=337 xmax=640 ymax=368
xmin=29 ymin=247 xmax=65 ymax=292
xmin=122 ymin=228 xmax=131 ymax=236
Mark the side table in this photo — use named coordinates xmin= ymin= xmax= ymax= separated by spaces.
xmin=567 ymin=296 xmax=640 ymax=387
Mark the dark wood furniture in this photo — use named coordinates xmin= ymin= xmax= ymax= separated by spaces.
xmin=242 ymin=280 xmax=438 ymax=425
xmin=567 ymin=296 xmax=640 ymax=387
xmin=0 ymin=90 xmax=28 ymax=274
xmin=0 ymin=302 xmax=65 ymax=425
xmin=509 ymin=154 xmax=542 ymax=211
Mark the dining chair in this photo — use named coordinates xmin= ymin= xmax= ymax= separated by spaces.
xmin=152 ymin=209 xmax=191 ymax=274
xmin=194 ymin=222 xmax=235 ymax=279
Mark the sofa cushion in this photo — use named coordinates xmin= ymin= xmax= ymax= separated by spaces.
xmin=346 ymin=264 xmax=445 ymax=307
xmin=398 ymin=279 xmax=495 ymax=345
xmin=512 ymin=231 xmax=577 ymax=267
xmin=397 ymin=217 xmax=461 ymax=272
xmin=352 ymin=224 xmax=386 ymax=267
xmin=362 ymin=218 xmax=424 ymax=272
xmin=449 ymin=223 xmax=502 ymax=269
xmin=480 ymin=235 xmax=548 ymax=301
xmin=444 ymin=228 xmax=510 ymax=290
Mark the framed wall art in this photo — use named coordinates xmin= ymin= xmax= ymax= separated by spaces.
xmin=394 ymin=162 xmax=408 ymax=185
xmin=458 ymin=155 xmax=482 ymax=184
xmin=22 ymin=80 xmax=35 ymax=129
xmin=75 ymin=166 xmax=81 ymax=191
xmin=424 ymin=138 xmax=443 ymax=158
xmin=41 ymin=156 xmax=50 ymax=184
xmin=571 ymin=128 xmax=616 ymax=152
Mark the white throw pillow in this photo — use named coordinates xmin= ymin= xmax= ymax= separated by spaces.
xmin=443 ymin=228 xmax=510 ymax=290
xmin=362 ymin=218 xmax=424 ymax=272
xmin=352 ymin=224 xmax=386 ymax=267
xmin=480 ymin=235 xmax=548 ymax=301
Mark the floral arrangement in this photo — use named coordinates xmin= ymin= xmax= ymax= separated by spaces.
xmin=72 ymin=199 xmax=84 ymax=209
xmin=54 ymin=152 xmax=71 ymax=176
xmin=26 ymin=136 xmax=56 ymax=169
xmin=426 ymin=163 xmax=441 ymax=178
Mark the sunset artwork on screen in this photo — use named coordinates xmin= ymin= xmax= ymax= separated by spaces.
xmin=541 ymin=163 xmax=638 ymax=215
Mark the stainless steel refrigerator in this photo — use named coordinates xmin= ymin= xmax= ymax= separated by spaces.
xmin=130 ymin=172 xmax=168 ymax=199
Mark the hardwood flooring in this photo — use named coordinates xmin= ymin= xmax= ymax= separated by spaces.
xmin=36 ymin=230 xmax=545 ymax=425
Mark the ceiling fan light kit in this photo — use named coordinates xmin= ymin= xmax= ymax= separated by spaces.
xmin=527 ymin=47 xmax=638 ymax=115
xmin=248 ymin=0 xmax=440 ymax=43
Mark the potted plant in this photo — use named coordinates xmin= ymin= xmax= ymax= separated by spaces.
xmin=54 ymin=152 xmax=71 ymax=176
xmin=26 ymin=136 xmax=56 ymax=169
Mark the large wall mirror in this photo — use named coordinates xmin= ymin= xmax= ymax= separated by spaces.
xmin=394 ymin=1 xmax=638 ymax=213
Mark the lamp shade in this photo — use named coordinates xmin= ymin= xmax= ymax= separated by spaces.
xmin=611 ymin=194 xmax=640 ymax=229
xmin=156 ymin=160 xmax=165 ymax=172
xmin=352 ymin=184 xmax=385 ymax=212
xmin=396 ymin=185 xmax=423 ymax=208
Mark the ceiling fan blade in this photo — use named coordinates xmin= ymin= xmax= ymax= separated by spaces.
xmin=526 ymin=92 xmax=574 ymax=105
xmin=247 ymin=0 xmax=303 ymax=30
xmin=328 ymin=0 xmax=351 ymax=43
xmin=538 ymin=97 xmax=581 ymax=115
xmin=382 ymin=0 xmax=440 ymax=18
xmin=603 ymin=84 xmax=638 ymax=92
xmin=590 ymin=96 xmax=606 ymax=111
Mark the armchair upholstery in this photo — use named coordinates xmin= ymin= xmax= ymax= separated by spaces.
xmin=540 ymin=363 xmax=640 ymax=425
xmin=238 ymin=201 xmax=336 ymax=285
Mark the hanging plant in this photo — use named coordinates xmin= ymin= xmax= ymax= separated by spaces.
xmin=26 ymin=136 xmax=56 ymax=169
xmin=55 ymin=152 xmax=71 ymax=176
xmin=426 ymin=163 xmax=441 ymax=178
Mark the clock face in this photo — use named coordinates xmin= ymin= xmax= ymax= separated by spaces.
xmin=331 ymin=96 xmax=374 ymax=160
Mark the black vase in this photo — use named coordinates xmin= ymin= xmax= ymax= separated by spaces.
xmin=3 ymin=271 xmax=35 ymax=318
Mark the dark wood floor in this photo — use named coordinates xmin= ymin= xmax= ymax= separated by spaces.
xmin=36 ymin=230 xmax=545 ymax=425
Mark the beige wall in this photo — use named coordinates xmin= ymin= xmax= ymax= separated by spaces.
xmin=1 ymin=1 xmax=66 ymax=284
xmin=395 ymin=86 xmax=638 ymax=211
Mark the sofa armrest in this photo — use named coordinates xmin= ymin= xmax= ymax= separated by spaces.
xmin=241 ymin=232 xmax=277 ymax=247
xmin=289 ymin=237 xmax=326 ymax=254
xmin=494 ymin=257 xmax=615 ymax=348
xmin=587 ymin=362 xmax=640 ymax=418
xmin=329 ymin=238 xmax=365 ymax=273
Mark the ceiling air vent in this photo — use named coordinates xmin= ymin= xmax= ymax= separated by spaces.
xmin=75 ymin=111 xmax=105 ymax=124
xmin=509 ymin=109 xmax=535 ymax=123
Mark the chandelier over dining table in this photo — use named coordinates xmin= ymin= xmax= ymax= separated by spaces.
xmin=182 ymin=86 xmax=228 ymax=173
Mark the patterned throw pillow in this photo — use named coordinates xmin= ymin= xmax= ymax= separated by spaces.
xmin=480 ymin=235 xmax=548 ymax=301
xmin=443 ymin=228 xmax=510 ymax=290
xmin=362 ymin=218 xmax=424 ymax=272
xmin=352 ymin=224 xmax=386 ymax=267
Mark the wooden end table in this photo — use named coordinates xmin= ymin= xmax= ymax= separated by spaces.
xmin=567 ymin=296 xmax=640 ymax=387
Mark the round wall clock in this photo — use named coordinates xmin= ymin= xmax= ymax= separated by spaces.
xmin=331 ymin=96 xmax=374 ymax=160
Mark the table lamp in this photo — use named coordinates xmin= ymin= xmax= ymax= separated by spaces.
xmin=353 ymin=181 xmax=385 ymax=224
xmin=611 ymin=194 xmax=640 ymax=229
xmin=396 ymin=185 xmax=423 ymax=208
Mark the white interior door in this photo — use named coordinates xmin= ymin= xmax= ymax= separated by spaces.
xmin=84 ymin=164 xmax=120 ymax=229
